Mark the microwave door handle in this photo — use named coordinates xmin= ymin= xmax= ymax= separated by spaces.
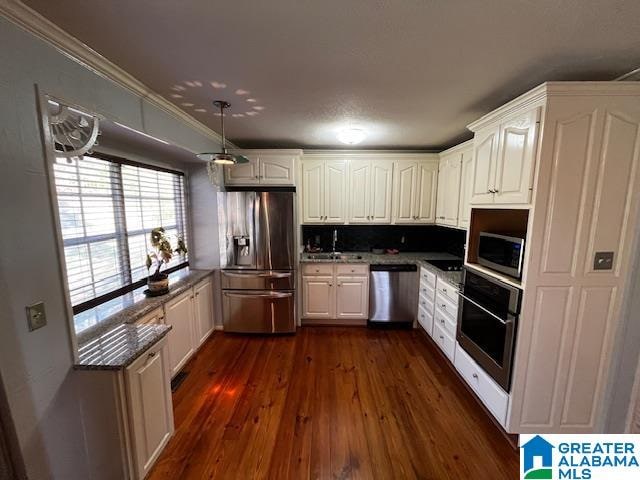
xmin=458 ymin=292 xmax=511 ymax=325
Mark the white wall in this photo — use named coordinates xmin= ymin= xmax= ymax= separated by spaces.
xmin=0 ymin=16 xmax=220 ymax=479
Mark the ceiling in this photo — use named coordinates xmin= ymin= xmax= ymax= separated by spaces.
xmin=23 ymin=0 xmax=640 ymax=150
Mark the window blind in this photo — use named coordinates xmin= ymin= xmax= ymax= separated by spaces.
xmin=53 ymin=153 xmax=188 ymax=315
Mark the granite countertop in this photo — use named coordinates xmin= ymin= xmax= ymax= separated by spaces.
xmin=300 ymin=251 xmax=463 ymax=288
xmin=74 ymin=268 xmax=215 ymax=370
xmin=75 ymin=323 xmax=172 ymax=370
xmin=76 ymin=268 xmax=214 ymax=345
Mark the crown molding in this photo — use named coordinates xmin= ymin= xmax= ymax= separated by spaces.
xmin=302 ymin=149 xmax=439 ymax=157
xmin=0 ymin=0 xmax=230 ymax=147
xmin=438 ymin=139 xmax=474 ymax=157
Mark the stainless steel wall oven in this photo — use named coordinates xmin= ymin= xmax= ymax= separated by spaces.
xmin=456 ymin=267 xmax=521 ymax=391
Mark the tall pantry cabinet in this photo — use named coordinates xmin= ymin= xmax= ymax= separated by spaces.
xmin=471 ymin=82 xmax=640 ymax=434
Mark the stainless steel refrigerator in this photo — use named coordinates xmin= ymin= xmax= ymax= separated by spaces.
xmin=218 ymin=190 xmax=296 ymax=333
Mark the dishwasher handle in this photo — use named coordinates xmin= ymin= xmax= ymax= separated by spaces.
xmin=369 ymin=263 xmax=417 ymax=272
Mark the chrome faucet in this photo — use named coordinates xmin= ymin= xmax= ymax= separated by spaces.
xmin=332 ymin=229 xmax=338 ymax=253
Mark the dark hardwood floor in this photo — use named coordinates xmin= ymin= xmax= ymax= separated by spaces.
xmin=148 ymin=327 xmax=518 ymax=480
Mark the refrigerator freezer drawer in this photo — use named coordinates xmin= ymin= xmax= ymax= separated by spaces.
xmin=221 ymin=270 xmax=295 ymax=290
xmin=222 ymin=290 xmax=296 ymax=333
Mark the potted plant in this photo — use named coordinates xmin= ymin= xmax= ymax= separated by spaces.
xmin=145 ymin=227 xmax=188 ymax=296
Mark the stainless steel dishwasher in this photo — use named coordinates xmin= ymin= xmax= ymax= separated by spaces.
xmin=368 ymin=264 xmax=418 ymax=326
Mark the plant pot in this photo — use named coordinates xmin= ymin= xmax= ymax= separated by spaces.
xmin=147 ymin=273 xmax=169 ymax=295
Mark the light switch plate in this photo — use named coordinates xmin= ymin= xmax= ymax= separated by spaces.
xmin=26 ymin=302 xmax=47 ymax=331
xmin=593 ymin=251 xmax=614 ymax=271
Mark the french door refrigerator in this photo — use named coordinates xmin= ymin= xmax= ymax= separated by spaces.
xmin=218 ymin=189 xmax=296 ymax=333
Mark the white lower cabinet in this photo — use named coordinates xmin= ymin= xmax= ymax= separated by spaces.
xmin=302 ymin=264 xmax=369 ymax=323
xmin=302 ymin=275 xmax=335 ymax=318
xmin=125 ymin=338 xmax=174 ymax=480
xmin=336 ymin=275 xmax=369 ymax=319
xmin=164 ymin=277 xmax=216 ymax=378
xmin=454 ymin=344 xmax=509 ymax=427
xmin=135 ymin=307 xmax=164 ymax=326
xmin=165 ymin=290 xmax=196 ymax=377
xmin=432 ymin=322 xmax=456 ymax=362
xmin=194 ymin=278 xmax=215 ymax=344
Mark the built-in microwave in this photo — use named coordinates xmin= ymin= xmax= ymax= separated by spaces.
xmin=477 ymin=232 xmax=525 ymax=279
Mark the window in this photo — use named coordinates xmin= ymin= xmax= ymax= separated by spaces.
xmin=53 ymin=152 xmax=188 ymax=322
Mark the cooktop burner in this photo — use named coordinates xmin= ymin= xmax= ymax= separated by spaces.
xmin=424 ymin=259 xmax=463 ymax=271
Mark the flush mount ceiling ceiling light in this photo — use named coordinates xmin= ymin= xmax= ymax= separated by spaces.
xmin=337 ymin=127 xmax=366 ymax=145
xmin=197 ymin=100 xmax=249 ymax=165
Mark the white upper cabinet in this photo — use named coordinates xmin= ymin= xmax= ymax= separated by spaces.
xmin=224 ymin=155 xmax=260 ymax=185
xmin=393 ymin=161 xmax=419 ymax=223
xmin=493 ymin=108 xmax=540 ymax=204
xmin=259 ymin=154 xmax=297 ymax=185
xmin=457 ymin=145 xmax=474 ymax=229
xmin=436 ymin=153 xmax=462 ymax=226
xmin=348 ymin=159 xmax=393 ymax=223
xmin=225 ymin=150 xmax=300 ymax=186
xmin=324 ymin=161 xmax=348 ymax=223
xmin=302 ymin=158 xmax=347 ymax=224
xmin=470 ymin=126 xmax=500 ymax=204
xmin=348 ymin=160 xmax=371 ymax=223
xmin=302 ymin=159 xmax=324 ymax=223
xmin=415 ymin=161 xmax=438 ymax=223
xmin=470 ymin=108 xmax=540 ymax=205
xmin=392 ymin=159 xmax=438 ymax=224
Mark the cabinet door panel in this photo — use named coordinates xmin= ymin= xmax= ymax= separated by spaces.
xmin=370 ymin=160 xmax=394 ymax=223
xmin=164 ymin=291 xmax=196 ymax=377
xmin=471 ymin=127 xmax=499 ymax=204
xmin=224 ymin=156 xmax=259 ymax=185
xmin=302 ymin=160 xmax=324 ymax=223
xmin=348 ymin=160 xmax=371 ymax=223
xmin=444 ymin=156 xmax=462 ymax=225
xmin=415 ymin=161 xmax=438 ymax=223
xmin=302 ymin=276 xmax=334 ymax=318
xmin=494 ymin=108 xmax=540 ymax=204
xmin=126 ymin=342 xmax=173 ymax=480
xmin=259 ymin=155 xmax=296 ymax=185
xmin=325 ymin=161 xmax=347 ymax=223
xmin=336 ymin=276 xmax=369 ymax=319
xmin=393 ymin=161 xmax=418 ymax=223
xmin=458 ymin=148 xmax=474 ymax=228
xmin=435 ymin=157 xmax=447 ymax=224
xmin=194 ymin=278 xmax=215 ymax=345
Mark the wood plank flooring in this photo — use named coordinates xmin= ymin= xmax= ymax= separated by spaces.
xmin=148 ymin=327 xmax=518 ymax=480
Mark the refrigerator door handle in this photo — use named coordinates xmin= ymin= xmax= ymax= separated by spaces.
xmin=223 ymin=291 xmax=293 ymax=299
xmin=223 ymin=271 xmax=292 ymax=279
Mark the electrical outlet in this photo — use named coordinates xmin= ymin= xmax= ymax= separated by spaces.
xmin=26 ymin=302 xmax=47 ymax=331
xmin=593 ymin=251 xmax=614 ymax=271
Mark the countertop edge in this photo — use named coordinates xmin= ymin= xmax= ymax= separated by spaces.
xmin=74 ymin=324 xmax=173 ymax=371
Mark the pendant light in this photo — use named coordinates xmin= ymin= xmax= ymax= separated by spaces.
xmin=197 ymin=100 xmax=249 ymax=165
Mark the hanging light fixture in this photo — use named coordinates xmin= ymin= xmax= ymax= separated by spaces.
xmin=197 ymin=100 xmax=249 ymax=165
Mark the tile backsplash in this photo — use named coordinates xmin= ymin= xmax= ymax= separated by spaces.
xmin=302 ymin=225 xmax=466 ymax=258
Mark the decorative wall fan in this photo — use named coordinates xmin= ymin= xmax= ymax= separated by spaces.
xmin=48 ymin=101 xmax=100 ymax=157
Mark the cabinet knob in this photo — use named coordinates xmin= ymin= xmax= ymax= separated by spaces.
xmin=443 ymin=288 xmax=447 ymax=293
xmin=329 ymin=283 xmax=333 ymax=286
xmin=440 ymin=319 xmax=445 ymax=324
xmin=148 ymin=352 xmax=156 ymax=359
xmin=441 ymin=304 xmax=446 ymax=309
xmin=439 ymin=335 xmax=444 ymax=340
xmin=494 ymin=189 xmax=499 ymax=193
xmin=472 ymin=373 xmax=478 ymax=379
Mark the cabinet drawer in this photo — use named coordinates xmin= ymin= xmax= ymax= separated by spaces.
xmin=418 ymin=293 xmax=434 ymax=315
xmin=302 ymin=263 xmax=334 ymax=276
xmin=417 ymin=306 xmax=433 ymax=335
xmin=335 ymin=264 xmax=368 ymax=276
xmin=434 ymin=306 xmax=456 ymax=338
xmin=436 ymin=277 xmax=458 ymax=303
xmin=419 ymin=267 xmax=436 ymax=288
xmin=432 ymin=322 xmax=455 ymax=361
xmin=135 ymin=307 xmax=164 ymax=325
xmin=435 ymin=291 xmax=458 ymax=318
xmin=418 ymin=282 xmax=435 ymax=302
xmin=454 ymin=345 xmax=509 ymax=426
